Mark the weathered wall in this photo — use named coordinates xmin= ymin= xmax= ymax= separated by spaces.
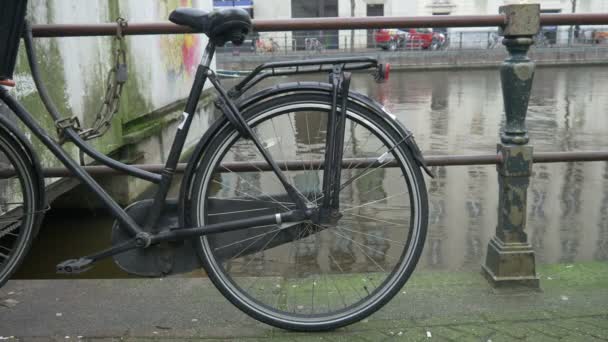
xmin=3 ymin=0 xmax=217 ymax=205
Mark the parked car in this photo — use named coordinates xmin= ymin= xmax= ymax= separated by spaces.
xmin=406 ymin=28 xmax=446 ymax=50
xmin=375 ymin=29 xmax=409 ymax=51
xmin=592 ymin=30 xmax=608 ymax=44
xmin=375 ymin=28 xmax=446 ymax=50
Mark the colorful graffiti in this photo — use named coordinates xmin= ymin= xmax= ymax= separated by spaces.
xmin=159 ymin=0 xmax=202 ymax=77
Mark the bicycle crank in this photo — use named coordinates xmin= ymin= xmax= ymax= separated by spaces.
xmin=110 ymin=198 xmax=201 ymax=277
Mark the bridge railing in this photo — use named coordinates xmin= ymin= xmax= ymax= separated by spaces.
xmin=26 ymin=6 xmax=608 ymax=287
xmin=30 ymin=13 xmax=608 ymax=37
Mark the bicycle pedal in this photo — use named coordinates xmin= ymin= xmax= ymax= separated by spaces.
xmin=56 ymin=258 xmax=94 ymax=274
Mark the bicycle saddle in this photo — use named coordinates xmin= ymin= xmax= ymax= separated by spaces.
xmin=169 ymin=7 xmax=252 ymax=46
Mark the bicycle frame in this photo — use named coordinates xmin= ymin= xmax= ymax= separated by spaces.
xmin=0 ymin=36 xmax=371 ymax=265
xmin=2 ymin=38 xmax=312 ymax=250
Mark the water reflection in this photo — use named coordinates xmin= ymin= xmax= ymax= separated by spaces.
xmin=353 ymin=66 xmax=608 ymax=271
xmin=596 ymin=164 xmax=608 ymax=261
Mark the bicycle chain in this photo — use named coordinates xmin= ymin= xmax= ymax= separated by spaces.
xmin=76 ymin=17 xmax=129 ymax=141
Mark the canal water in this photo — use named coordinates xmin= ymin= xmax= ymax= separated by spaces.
xmin=15 ymin=65 xmax=608 ymax=279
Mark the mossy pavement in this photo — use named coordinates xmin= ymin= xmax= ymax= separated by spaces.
xmin=0 ymin=262 xmax=606 ymax=341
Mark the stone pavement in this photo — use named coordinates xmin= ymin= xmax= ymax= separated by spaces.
xmin=0 ymin=262 xmax=607 ymax=341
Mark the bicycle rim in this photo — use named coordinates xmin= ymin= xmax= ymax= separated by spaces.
xmin=191 ymin=96 xmax=427 ymax=330
xmin=0 ymin=132 xmax=36 ymax=287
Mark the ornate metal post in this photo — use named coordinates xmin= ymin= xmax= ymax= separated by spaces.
xmin=482 ymin=4 xmax=540 ymax=288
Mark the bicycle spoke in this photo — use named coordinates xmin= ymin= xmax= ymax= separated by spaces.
xmin=209 ymin=196 xmax=295 ymax=207
xmin=312 ymin=222 xmax=399 ymax=265
xmin=219 ymin=164 xmax=293 ymax=211
xmin=337 ymin=132 xmax=411 ymax=195
xmin=341 ymin=191 xmax=409 ymax=212
xmin=290 ymin=222 xmax=310 ymax=313
xmin=208 ymin=207 xmax=280 ymax=217
xmin=229 ymin=147 xmax=295 ymax=196
xmin=211 ymin=179 xmax=292 ymax=211
xmin=269 ymin=116 xmax=312 ymax=205
xmin=314 ymin=129 xmax=403 ymax=206
xmin=342 ymin=122 xmax=358 ymax=157
xmin=325 ymin=225 xmax=383 ymax=291
xmin=342 ymin=212 xmax=406 ymax=228
xmin=288 ymin=113 xmax=319 ymax=201
xmin=212 ymin=224 xmax=282 ymax=252
xmin=341 ymin=202 xmax=410 ymax=211
xmin=338 ymin=155 xmax=394 ymax=193
xmin=327 ymin=248 xmax=365 ymax=303
xmin=336 ymin=225 xmax=406 ymax=245
xmin=243 ymin=227 xmax=284 ymax=291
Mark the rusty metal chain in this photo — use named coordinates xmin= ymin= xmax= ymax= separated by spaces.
xmin=77 ymin=17 xmax=128 ymax=141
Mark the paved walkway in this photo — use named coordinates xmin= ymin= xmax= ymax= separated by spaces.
xmin=1 ymin=262 xmax=607 ymax=341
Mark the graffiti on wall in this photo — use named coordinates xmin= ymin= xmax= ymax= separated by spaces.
xmin=159 ymin=0 xmax=202 ymax=78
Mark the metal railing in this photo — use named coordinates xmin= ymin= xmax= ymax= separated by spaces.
xmin=3 ymin=151 xmax=602 ymax=178
xmin=30 ymin=13 xmax=608 ymax=37
xmin=219 ymin=28 xmax=608 ymax=56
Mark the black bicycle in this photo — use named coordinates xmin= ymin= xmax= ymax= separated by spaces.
xmin=0 ymin=7 xmax=430 ymax=331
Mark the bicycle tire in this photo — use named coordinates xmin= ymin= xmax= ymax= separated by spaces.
xmin=0 ymin=129 xmax=39 ymax=287
xmin=187 ymin=92 xmax=428 ymax=331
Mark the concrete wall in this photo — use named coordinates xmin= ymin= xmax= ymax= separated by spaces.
xmin=2 ymin=0 xmax=218 ymax=205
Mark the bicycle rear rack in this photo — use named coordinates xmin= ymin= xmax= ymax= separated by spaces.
xmin=228 ymin=56 xmax=383 ymax=97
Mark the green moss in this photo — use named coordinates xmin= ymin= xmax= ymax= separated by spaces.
xmin=122 ymin=111 xmax=182 ymax=144
xmin=13 ymin=11 xmax=79 ymax=167
xmin=122 ymin=91 xmax=215 ymax=146
xmin=537 ymin=262 xmax=608 ymax=290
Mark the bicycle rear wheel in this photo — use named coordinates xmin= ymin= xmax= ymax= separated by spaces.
xmin=0 ymin=129 xmax=39 ymax=287
xmin=187 ymin=93 xmax=428 ymax=330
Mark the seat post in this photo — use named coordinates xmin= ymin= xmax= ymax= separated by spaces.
xmin=200 ymin=41 xmax=216 ymax=69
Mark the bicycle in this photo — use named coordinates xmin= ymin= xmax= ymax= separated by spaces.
xmin=0 ymin=7 xmax=430 ymax=331
xmin=305 ymin=37 xmax=325 ymax=53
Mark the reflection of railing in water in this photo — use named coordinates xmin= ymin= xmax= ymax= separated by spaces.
xmin=0 ymin=151 xmax=606 ymax=178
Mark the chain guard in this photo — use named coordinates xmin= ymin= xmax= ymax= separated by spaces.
xmin=112 ymin=195 xmax=316 ymax=277
xmin=111 ymin=199 xmax=201 ymax=277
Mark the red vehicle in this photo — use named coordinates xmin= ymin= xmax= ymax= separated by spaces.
xmin=374 ymin=29 xmax=408 ymax=51
xmin=375 ymin=28 xmax=446 ymax=50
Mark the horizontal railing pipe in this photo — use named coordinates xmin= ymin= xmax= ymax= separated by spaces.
xmin=30 ymin=13 xmax=608 ymax=38
xmin=0 ymin=151 xmax=604 ymax=178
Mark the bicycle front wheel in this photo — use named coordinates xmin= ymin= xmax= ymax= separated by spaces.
xmin=0 ymin=129 xmax=40 ymax=287
xmin=188 ymin=93 xmax=428 ymax=330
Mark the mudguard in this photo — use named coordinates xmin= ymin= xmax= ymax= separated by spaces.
xmin=178 ymin=81 xmax=432 ymax=226
xmin=0 ymin=114 xmax=47 ymax=234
